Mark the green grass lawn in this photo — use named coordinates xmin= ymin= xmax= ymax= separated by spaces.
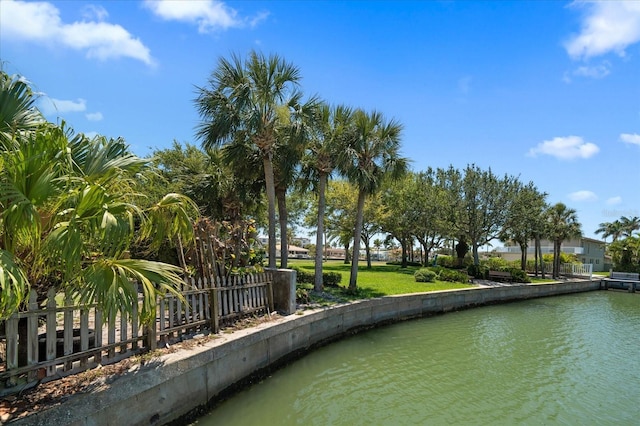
xmin=289 ymin=259 xmax=473 ymax=301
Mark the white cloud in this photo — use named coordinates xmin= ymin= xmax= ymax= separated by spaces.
xmin=568 ymin=190 xmax=597 ymax=202
xmin=606 ymin=196 xmax=622 ymax=205
xmin=565 ymin=1 xmax=640 ymax=60
xmin=0 ymin=1 xmax=154 ymax=66
xmin=528 ymin=136 xmax=599 ymax=160
xmin=620 ymin=133 xmax=640 ymax=146
xmin=86 ymin=112 xmax=104 ymax=121
xmin=39 ymin=97 xmax=86 ymax=116
xmin=572 ymin=61 xmax=611 ymax=79
xmin=82 ymin=4 xmax=109 ymax=21
xmin=143 ymin=0 xmax=268 ymax=33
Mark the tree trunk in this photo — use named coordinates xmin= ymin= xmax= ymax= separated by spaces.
xmin=400 ymin=237 xmax=408 ymax=268
xmin=349 ymin=191 xmax=367 ymax=292
xmin=276 ymin=185 xmax=288 ymax=269
xmin=314 ymin=173 xmax=327 ymax=292
xmin=343 ymin=242 xmax=350 ymax=264
xmin=534 ymin=235 xmax=539 ymax=277
xmin=519 ymin=242 xmax=527 ymax=271
xmin=263 ymin=157 xmax=277 ymax=269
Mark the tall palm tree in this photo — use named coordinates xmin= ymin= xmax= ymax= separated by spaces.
xmin=301 ymin=104 xmax=353 ymax=291
xmin=339 ymin=110 xmax=407 ymax=292
xmin=620 ymin=216 xmax=640 ymax=238
xmin=273 ymin=96 xmax=319 ymax=268
xmin=545 ymin=202 xmax=582 ymax=279
xmin=195 ymin=51 xmax=306 ymax=268
xmin=595 ymin=220 xmax=624 ymax=244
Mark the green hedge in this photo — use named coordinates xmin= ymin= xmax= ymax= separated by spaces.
xmin=292 ymin=267 xmax=342 ymax=287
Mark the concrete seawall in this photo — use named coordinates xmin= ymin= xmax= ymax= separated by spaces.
xmin=13 ymin=280 xmax=601 ymax=425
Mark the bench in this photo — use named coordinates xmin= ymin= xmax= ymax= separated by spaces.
xmin=488 ymin=270 xmax=513 ymax=282
xmin=602 ymin=271 xmax=640 ymax=292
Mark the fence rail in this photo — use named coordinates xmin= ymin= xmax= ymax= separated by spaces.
xmin=559 ymin=263 xmax=593 ymax=279
xmin=0 ymin=271 xmax=273 ymax=394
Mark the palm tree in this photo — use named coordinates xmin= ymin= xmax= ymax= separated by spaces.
xmin=595 ymin=220 xmax=624 ymax=244
xmin=0 ymin=70 xmax=44 ymax=148
xmin=195 ymin=51 xmax=308 ymax=268
xmin=620 ymin=216 xmax=640 ymax=238
xmin=301 ymin=104 xmax=353 ymax=292
xmin=273 ymin=97 xmax=319 ymax=268
xmin=1 ymin=70 xmax=199 ymax=322
xmin=545 ymin=203 xmax=582 ymax=279
xmin=339 ymin=110 xmax=408 ymax=292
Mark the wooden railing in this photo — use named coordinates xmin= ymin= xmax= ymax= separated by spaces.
xmin=0 ymin=271 xmax=273 ymax=394
xmin=560 ymin=263 xmax=593 ymax=279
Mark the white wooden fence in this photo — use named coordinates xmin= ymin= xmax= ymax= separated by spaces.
xmin=0 ymin=272 xmax=273 ymax=395
xmin=559 ymin=263 xmax=593 ymax=279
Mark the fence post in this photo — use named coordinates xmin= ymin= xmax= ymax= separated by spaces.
xmin=145 ymin=318 xmax=157 ymax=352
xmin=269 ymin=269 xmax=296 ymax=315
xmin=27 ymin=290 xmax=39 ymax=381
xmin=45 ymin=288 xmax=57 ymax=376
xmin=209 ymin=277 xmax=219 ymax=334
xmin=144 ymin=293 xmax=158 ymax=351
xmin=5 ymin=316 xmax=18 ymax=387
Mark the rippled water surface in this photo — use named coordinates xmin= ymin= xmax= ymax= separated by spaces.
xmin=194 ymin=292 xmax=640 ymax=425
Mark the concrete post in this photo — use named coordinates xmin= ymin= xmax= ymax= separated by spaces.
xmin=268 ymin=268 xmax=297 ymax=315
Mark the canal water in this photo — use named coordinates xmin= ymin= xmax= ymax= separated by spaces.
xmin=193 ymin=291 xmax=639 ymax=425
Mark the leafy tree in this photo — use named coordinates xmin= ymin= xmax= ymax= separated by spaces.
xmin=500 ymin=182 xmax=547 ymax=270
xmin=380 ymin=174 xmax=417 ymax=268
xmin=411 ymin=169 xmax=449 ymax=266
xmin=323 ymin=180 xmax=357 ymax=264
xmin=338 ymin=110 xmax=408 ymax=292
xmin=195 ymin=51 xmax=311 ymax=268
xmin=545 ymin=202 xmax=582 ymax=278
xmin=456 ymin=164 xmax=519 ymax=266
xmin=150 ymin=141 xmax=264 ymax=222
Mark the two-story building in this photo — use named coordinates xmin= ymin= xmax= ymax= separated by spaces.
xmin=495 ymin=237 xmax=606 ymax=271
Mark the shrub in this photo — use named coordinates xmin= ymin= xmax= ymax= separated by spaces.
xmin=291 ymin=267 xmax=342 ymax=287
xmin=292 ymin=267 xmax=314 ymax=284
xmin=435 ymin=255 xmax=455 ymax=268
xmin=508 ymin=268 xmax=531 ymax=283
xmin=482 ymin=257 xmax=509 ymax=271
xmin=467 ymin=264 xmax=488 ymax=279
xmin=323 ymin=272 xmax=342 ymax=287
xmin=438 ymin=268 xmax=470 ymax=283
xmin=414 ymin=268 xmax=437 ymax=283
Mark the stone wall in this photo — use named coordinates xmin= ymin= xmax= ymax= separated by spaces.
xmin=12 ymin=280 xmax=601 ymax=426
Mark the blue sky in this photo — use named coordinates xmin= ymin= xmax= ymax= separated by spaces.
xmin=1 ymin=0 xmax=639 ymax=240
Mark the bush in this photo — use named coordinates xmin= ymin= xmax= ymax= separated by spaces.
xmin=482 ymin=257 xmax=510 ymax=271
xmin=323 ymin=272 xmax=342 ymax=287
xmin=414 ymin=268 xmax=437 ymax=283
xmin=438 ymin=268 xmax=470 ymax=283
xmin=508 ymin=268 xmax=531 ymax=283
xmin=467 ymin=264 xmax=488 ymax=279
xmin=435 ymin=255 xmax=455 ymax=268
xmin=291 ymin=267 xmax=342 ymax=287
